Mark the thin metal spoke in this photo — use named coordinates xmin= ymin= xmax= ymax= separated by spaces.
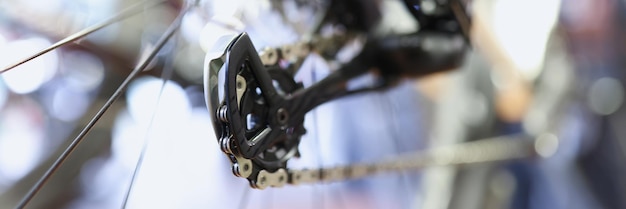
xmin=238 ymin=186 xmax=252 ymax=209
xmin=15 ymin=5 xmax=188 ymax=209
xmin=0 ymin=0 xmax=166 ymax=74
xmin=120 ymin=20 xmax=182 ymax=209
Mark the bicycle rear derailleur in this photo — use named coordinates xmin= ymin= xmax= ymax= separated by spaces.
xmin=204 ymin=27 xmax=467 ymax=188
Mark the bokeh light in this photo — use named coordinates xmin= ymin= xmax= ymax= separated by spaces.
xmin=0 ymin=37 xmax=58 ymax=94
xmin=491 ymin=0 xmax=561 ymax=80
xmin=0 ymin=97 xmax=45 ymax=189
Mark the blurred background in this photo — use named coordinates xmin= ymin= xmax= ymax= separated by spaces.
xmin=0 ymin=0 xmax=625 ymax=208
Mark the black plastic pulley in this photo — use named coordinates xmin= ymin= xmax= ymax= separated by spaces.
xmin=204 ymin=33 xmax=305 ymax=172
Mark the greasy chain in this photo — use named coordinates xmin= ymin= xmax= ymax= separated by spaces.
xmin=220 ymin=40 xmax=555 ymax=189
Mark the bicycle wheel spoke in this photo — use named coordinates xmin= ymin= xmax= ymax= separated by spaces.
xmin=15 ymin=5 xmax=189 ymax=209
xmin=238 ymin=186 xmax=252 ymax=209
xmin=121 ymin=28 xmax=182 ymax=209
xmin=120 ymin=139 xmax=150 ymax=209
xmin=0 ymin=0 xmax=166 ymax=74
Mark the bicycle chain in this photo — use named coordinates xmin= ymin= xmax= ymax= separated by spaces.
xmin=244 ymin=134 xmax=553 ymax=189
xmin=218 ymin=40 xmax=556 ymax=189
